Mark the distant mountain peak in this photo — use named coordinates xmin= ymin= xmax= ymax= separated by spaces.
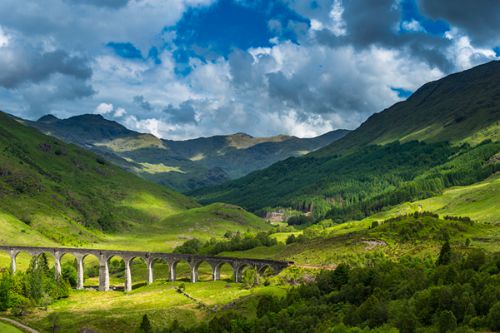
xmin=69 ymin=113 xmax=106 ymax=121
xmin=231 ymin=132 xmax=253 ymax=138
xmin=37 ymin=114 xmax=59 ymax=123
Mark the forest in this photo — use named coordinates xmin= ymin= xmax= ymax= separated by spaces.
xmin=159 ymin=243 xmax=500 ymax=333
xmin=194 ymin=140 xmax=499 ymax=223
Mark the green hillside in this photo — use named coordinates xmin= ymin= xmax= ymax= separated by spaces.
xmin=29 ymin=114 xmax=348 ymax=192
xmin=0 ymin=111 xmax=269 ymax=249
xmin=315 ymin=60 xmax=500 ymax=156
xmin=192 ymin=61 xmax=500 ymax=220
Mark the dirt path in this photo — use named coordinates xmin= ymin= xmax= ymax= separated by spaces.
xmin=0 ymin=317 xmax=40 ymax=333
xmin=295 ymin=264 xmax=337 ymax=270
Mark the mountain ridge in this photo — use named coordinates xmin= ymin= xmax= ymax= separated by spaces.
xmin=192 ymin=61 xmax=500 ymax=219
xmin=314 ymin=60 xmax=500 ymax=157
xmin=0 ymin=110 xmax=271 ymax=249
xmin=26 ymin=114 xmax=349 ymax=192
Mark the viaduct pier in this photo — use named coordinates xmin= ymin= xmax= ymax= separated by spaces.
xmin=0 ymin=246 xmax=292 ymax=292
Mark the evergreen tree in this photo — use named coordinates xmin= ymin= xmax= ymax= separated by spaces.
xmin=437 ymin=310 xmax=457 ymax=333
xmin=140 ymin=314 xmax=153 ymax=333
xmin=437 ymin=241 xmax=452 ymax=265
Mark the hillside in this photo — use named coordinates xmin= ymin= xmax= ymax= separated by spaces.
xmin=192 ymin=61 xmax=500 ymax=219
xmin=0 ymin=111 xmax=269 ymax=249
xmin=222 ymin=174 xmax=499 ymax=264
xmin=315 ymin=60 xmax=500 ymax=156
xmin=28 ymin=115 xmax=348 ymax=192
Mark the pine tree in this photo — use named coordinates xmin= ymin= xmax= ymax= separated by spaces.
xmin=140 ymin=314 xmax=153 ymax=333
xmin=437 ymin=241 xmax=452 ymax=265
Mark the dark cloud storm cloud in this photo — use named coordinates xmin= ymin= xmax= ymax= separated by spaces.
xmin=419 ymin=0 xmax=500 ymax=46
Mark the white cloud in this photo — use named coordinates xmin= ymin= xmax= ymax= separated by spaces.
xmin=401 ymin=19 xmax=425 ymax=32
xmin=0 ymin=0 xmax=497 ymax=141
xmin=445 ymin=28 xmax=497 ymax=70
xmin=114 ymin=107 xmax=126 ymax=117
xmin=94 ymin=102 xmax=114 ymax=114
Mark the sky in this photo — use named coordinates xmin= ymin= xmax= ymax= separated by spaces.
xmin=0 ymin=0 xmax=498 ymax=140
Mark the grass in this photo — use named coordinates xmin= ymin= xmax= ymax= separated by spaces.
xmin=218 ymin=176 xmax=500 ymax=266
xmin=226 ymin=214 xmax=499 ymax=267
xmin=16 ymin=281 xmax=286 ymax=333
xmin=135 ymin=162 xmax=185 ymax=174
xmin=0 ymin=321 xmax=23 ymax=333
xmin=0 ymin=111 xmax=198 ymax=246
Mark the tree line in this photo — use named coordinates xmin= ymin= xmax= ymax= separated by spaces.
xmin=156 ymin=244 xmax=500 ymax=333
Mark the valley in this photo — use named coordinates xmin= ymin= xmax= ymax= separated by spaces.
xmin=0 ymin=60 xmax=499 ymax=332
xmin=27 ymin=114 xmax=348 ymax=193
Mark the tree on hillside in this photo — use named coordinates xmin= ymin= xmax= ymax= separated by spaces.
xmin=242 ymin=268 xmax=259 ymax=289
xmin=437 ymin=241 xmax=452 ymax=265
xmin=140 ymin=314 xmax=153 ymax=333
xmin=437 ymin=310 xmax=457 ymax=333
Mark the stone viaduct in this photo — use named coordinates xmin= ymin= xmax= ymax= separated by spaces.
xmin=0 ymin=246 xmax=292 ymax=292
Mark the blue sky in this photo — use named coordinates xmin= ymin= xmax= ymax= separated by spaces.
xmin=0 ymin=0 xmax=498 ymax=139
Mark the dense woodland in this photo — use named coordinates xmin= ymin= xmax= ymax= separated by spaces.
xmin=174 ymin=231 xmax=278 ymax=255
xmin=159 ymin=244 xmax=500 ymax=333
xmin=195 ymin=140 xmax=499 ymax=223
xmin=0 ymin=255 xmax=70 ymax=315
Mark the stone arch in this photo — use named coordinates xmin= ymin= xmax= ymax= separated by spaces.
xmin=105 ymin=254 xmax=128 ymax=291
xmin=12 ymin=250 xmax=37 ymax=273
xmin=149 ymin=257 xmax=169 ymax=283
xmin=192 ymin=260 xmax=215 ymax=282
xmin=212 ymin=261 xmax=234 ymax=281
xmin=129 ymin=256 xmax=148 ymax=288
xmin=33 ymin=250 xmax=58 ymax=280
xmin=59 ymin=252 xmax=100 ymax=290
xmin=170 ymin=259 xmax=191 ymax=282
xmin=56 ymin=252 xmax=79 ymax=288
xmin=258 ymin=264 xmax=276 ymax=277
xmin=235 ymin=263 xmax=256 ymax=283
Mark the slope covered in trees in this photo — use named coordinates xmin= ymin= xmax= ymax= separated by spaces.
xmin=192 ymin=61 xmax=500 ymax=221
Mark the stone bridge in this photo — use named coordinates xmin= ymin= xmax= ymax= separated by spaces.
xmin=0 ymin=246 xmax=292 ymax=292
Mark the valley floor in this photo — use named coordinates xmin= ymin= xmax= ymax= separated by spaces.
xmin=1 ymin=175 xmax=498 ymax=332
xmin=7 ymin=281 xmax=286 ymax=333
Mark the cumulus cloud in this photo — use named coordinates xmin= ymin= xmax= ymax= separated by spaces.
xmin=95 ymin=103 xmax=114 ymax=115
xmin=114 ymin=107 xmax=127 ymax=117
xmin=67 ymin=0 xmax=130 ymax=9
xmin=163 ymin=101 xmax=198 ymax=124
xmin=0 ymin=0 xmax=498 ymax=140
xmin=419 ymin=0 xmax=500 ymax=47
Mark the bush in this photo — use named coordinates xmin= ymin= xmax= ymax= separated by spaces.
xmin=287 ymin=215 xmax=313 ymax=226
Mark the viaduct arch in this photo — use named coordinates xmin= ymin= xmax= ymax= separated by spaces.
xmin=0 ymin=246 xmax=292 ymax=292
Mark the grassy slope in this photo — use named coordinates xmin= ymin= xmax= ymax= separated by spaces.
xmin=18 ymin=282 xmax=287 ymax=333
xmin=90 ymin=203 xmax=272 ymax=252
xmin=0 ymin=111 xmax=197 ymax=244
xmin=0 ymin=111 xmax=270 ymax=252
xmin=222 ymin=174 xmax=499 ymax=265
xmin=3 ymin=177 xmax=497 ymax=333
xmin=0 ymin=321 xmax=23 ymax=333
xmin=192 ymin=61 xmax=500 ymax=213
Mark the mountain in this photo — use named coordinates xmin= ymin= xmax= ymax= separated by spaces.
xmin=28 ymin=114 xmax=348 ymax=192
xmin=192 ymin=61 xmax=500 ymax=220
xmin=314 ymin=60 xmax=500 ymax=156
xmin=0 ymin=111 xmax=270 ymax=248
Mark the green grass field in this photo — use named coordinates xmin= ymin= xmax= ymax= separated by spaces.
xmin=0 ymin=321 xmax=23 ymax=333
xmin=15 ymin=281 xmax=287 ymax=333
xmin=220 ymin=175 xmax=499 ymax=266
